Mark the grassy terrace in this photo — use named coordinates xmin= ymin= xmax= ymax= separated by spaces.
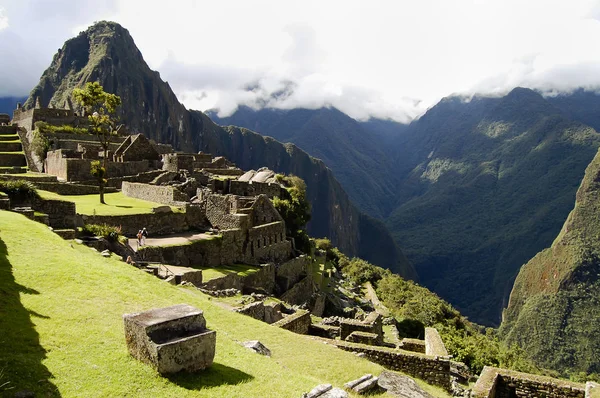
xmin=196 ymin=263 xmax=261 ymax=282
xmin=0 ymin=211 xmax=451 ymax=397
xmin=37 ymin=191 xmax=182 ymax=216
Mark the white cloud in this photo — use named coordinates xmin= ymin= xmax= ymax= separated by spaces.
xmin=1 ymin=0 xmax=600 ymax=120
xmin=0 ymin=7 xmax=8 ymax=31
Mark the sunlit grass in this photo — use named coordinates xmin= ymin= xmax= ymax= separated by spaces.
xmin=37 ymin=190 xmax=182 ymax=215
xmin=0 ymin=210 xmax=457 ymax=397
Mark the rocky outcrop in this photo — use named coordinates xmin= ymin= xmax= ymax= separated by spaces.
xmin=22 ymin=21 xmax=415 ymax=279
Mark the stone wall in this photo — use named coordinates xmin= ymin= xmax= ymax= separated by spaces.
xmin=229 ymin=180 xmax=282 ymax=198
xmin=235 ymin=302 xmax=265 ymax=321
xmin=280 ymin=275 xmax=316 ymax=306
xmin=32 ymin=197 xmax=77 ymax=229
xmin=249 ymin=222 xmax=292 ymax=263
xmin=272 ymin=310 xmax=311 ymax=334
xmin=122 ymin=182 xmax=189 ymax=206
xmin=472 ymin=367 xmax=585 ymax=398
xmin=340 ymin=312 xmax=383 ymax=345
xmin=399 ymin=338 xmax=426 ymax=353
xmin=587 ymin=382 xmax=600 ymax=398
xmin=276 ymin=255 xmax=310 ymax=292
xmin=105 ymin=170 xmax=165 ymax=188
xmin=201 ymin=272 xmax=243 ymax=291
xmin=330 ymin=339 xmax=451 ymax=391
xmin=33 ymin=181 xmax=117 ymax=195
xmin=425 ymin=327 xmax=449 ymax=357
xmin=81 ymin=210 xmax=202 ymax=237
xmin=242 ymin=263 xmax=276 ymax=294
xmin=205 ymin=194 xmax=250 ymax=230
xmin=45 ymin=151 xmax=152 ymax=181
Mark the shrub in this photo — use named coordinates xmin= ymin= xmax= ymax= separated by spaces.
xmin=30 ymin=130 xmax=51 ymax=159
xmin=0 ymin=180 xmax=39 ymax=200
xmin=82 ymin=224 xmax=122 ymax=242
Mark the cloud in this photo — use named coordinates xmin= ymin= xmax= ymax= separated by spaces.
xmin=2 ymin=0 xmax=600 ymax=121
xmin=0 ymin=7 xmax=8 ymax=31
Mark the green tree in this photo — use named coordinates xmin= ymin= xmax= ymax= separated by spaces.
xmin=72 ymin=82 xmax=122 ymax=204
xmin=272 ymin=174 xmax=311 ymax=252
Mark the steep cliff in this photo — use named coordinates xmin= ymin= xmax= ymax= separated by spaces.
xmin=500 ymin=147 xmax=600 ymax=374
xmin=22 ymin=21 xmax=416 ymax=279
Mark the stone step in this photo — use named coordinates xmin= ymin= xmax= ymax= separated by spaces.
xmin=0 ymin=127 xmax=18 ymax=136
xmin=0 ymin=134 xmax=19 ymax=141
xmin=0 ymin=142 xmax=23 ymax=152
xmin=0 ymin=173 xmax=57 ymax=182
xmin=0 ymin=152 xmax=27 ymax=167
xmin=0 ymin=166 xmax=27 ymax=174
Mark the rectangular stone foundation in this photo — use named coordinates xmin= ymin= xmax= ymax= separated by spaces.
xmin=123 ymin=304 xmax=216 ymax=374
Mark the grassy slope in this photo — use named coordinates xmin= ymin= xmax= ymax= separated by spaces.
xmin=37 ymin=191 xmax=181 ymax=215
xmin=0 ymin=211 xmax=449 ymax=397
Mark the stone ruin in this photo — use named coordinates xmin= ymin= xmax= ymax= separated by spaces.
xmin=472 ymin=366 xmax=590 ymax=398
xmin=123 ymin=304 xmax=216 ymax=374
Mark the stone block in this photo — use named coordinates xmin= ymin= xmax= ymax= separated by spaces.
xmin=378 ymin=371 xmax=434 ymax=398
xmin=346 ymin=331 xmax=379 ymax=346
xmin=242 ymin=340 xmax=271 ymax=356
xmin=123 ymin=304 xmax=216 ymax=374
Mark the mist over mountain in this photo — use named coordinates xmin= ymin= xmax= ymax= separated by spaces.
xmin=20 ymin=21 xmax=416 ymax=280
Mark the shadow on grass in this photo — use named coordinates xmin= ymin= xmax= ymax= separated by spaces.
xmin=165 ymin=363 xmax=253 ymax=390
xmin=115 ymin=205 xmax=134 ymax=209
xmin=0 ymin=238 xmax=60 ymax=397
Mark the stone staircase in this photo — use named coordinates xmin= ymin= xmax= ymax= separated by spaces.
xmin=0 ymin=125 xmax=27 ymax=173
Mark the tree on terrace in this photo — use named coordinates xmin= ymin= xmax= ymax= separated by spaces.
xmin=72 ymin=82 xmax=122 ymax=204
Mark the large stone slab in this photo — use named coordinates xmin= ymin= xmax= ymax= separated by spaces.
xmin=123 ymin=304 xmax=216 ymax=374
xmin=378 ymin=371 xmax=434 ymax=398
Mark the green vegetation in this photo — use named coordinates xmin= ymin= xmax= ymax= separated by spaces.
xmin=30 ymin=129 xmax=51 ymax=159
xmin=272 ymin=174 xmax=311 ymax=252
xmin=0 ymin=210 xmax=453 ymax=397
xmin=194 ymin=263 xmax=261 ymax=282
xmin=73 ymin=82 xmax=122 ymax=204
xmin=318 ymin=242 xmax=540 ymax=375
xmin=0 ymin=179 xmax=39 ymax=201
xmin=37 ymin=190 xmax=179 ymax=216
xmin=34 ymin=121 xmax=89 ymax=135
xmin=82 ymin=224 xmax=123 ymax=242
xmin=500 ymin=148 xmax=600 ymax=376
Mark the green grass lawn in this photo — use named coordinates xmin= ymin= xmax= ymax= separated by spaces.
xmin=38 ymin=191 xmax=182 ymax=216
xmin=195 ymin=264 xmax=261 ymax=282
xmin=0 ymin=211 xmax=451 ymax=397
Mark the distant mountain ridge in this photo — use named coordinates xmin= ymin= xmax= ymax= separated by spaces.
xmin=209 ymin=106 xmax=405 ymax=218
xmin=385 ymin=87 xmax=600 ymax=325
xmin=208 ymin=89 xmax=600 ymax=326
xmin=21 ymin=21 xmax=416 ymax=279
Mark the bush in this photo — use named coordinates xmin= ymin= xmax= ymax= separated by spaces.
xmin=272 ymin=174 xmax=311 ymax=253
xmin=0 ymin=180 xmax=39 ymax=200
xmin=30 ymin=130 xmax=51 ymax=159
xmin=82 ymin=224 xmax=122 ymax=242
